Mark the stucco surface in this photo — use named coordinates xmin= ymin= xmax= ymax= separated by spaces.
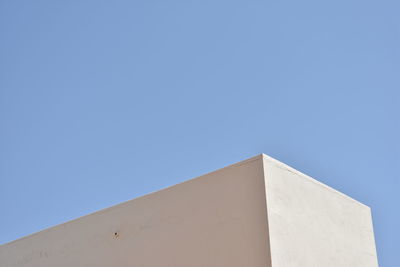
xmin=263 ymin=156 xmax=378 ymax=267
xmin=0 ymin=156 xmax=271 ymax=267
xmin=0 ymin=154 xmax=379 ymax=267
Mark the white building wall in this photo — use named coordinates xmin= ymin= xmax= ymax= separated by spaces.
xmin=263 ymin=156 xmax=378 ymax=267
xmin=0 ymin=154 xmax=378 ymax=267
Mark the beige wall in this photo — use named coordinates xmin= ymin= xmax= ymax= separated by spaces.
xmin=0 ymin=154 xmax=378 ymax=267
xmin=0 ymin=156 xmax=271 ymax=267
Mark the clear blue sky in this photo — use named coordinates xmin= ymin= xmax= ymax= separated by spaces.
xmin=0 ymin=0 xmax=398 ymax=265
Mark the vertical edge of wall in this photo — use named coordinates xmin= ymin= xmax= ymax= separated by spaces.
xmin=260 ymin=155 xmax=274 ymax=267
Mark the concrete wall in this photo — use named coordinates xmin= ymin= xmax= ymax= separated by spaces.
xmin=263 ymin=156 xmax=379 ymax=267
xmin=0 ymin=154 xmax=379 ymax=267
xmin=0 ymin=156 xmax=272 ymax=267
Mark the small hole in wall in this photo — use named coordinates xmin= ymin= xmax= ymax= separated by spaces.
xmin=114 ymin=232 xmax=119 ymax=238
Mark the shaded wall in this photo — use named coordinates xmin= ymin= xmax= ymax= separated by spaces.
xmin=0 ymin=156 xmax=271 ymax=267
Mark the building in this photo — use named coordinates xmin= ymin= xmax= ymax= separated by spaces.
xmin=0 ymin=154 xmax=379 ymax=266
